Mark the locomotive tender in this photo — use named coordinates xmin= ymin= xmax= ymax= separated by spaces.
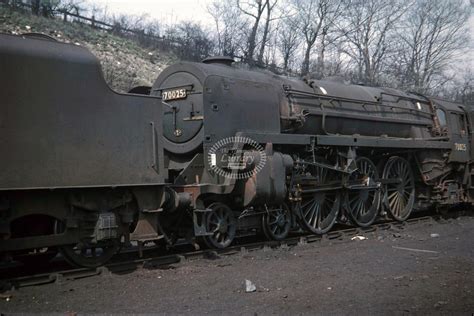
xmin=0 ymin=34 xmax=472 ymax=267
xmin=0 ymin=34 xmax=189 ymax=267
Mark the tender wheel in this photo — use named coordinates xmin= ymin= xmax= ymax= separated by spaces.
xmin=345 ymin=157 xmax=381 ymax=227
xmin=382 ymin=156 xmax=415 ymax=221
xmin=59 ymin=239 xmax=120 ymax=268
xmin=203 ymin=202 xmax=236 ymax=249
xmin=262 ymin=204 xmax=291 ymax=241
xmin=296 ymin=162 xmax=340 ymax=234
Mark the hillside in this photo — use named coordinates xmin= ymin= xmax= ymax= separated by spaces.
xmin=0 ymin=6 xmax=177 ymax=92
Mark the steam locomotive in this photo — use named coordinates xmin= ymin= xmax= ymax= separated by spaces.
xmin=1 ymin=34 xmax=471 ymax=267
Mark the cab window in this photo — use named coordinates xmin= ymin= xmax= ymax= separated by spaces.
xmin=451 ymin=113 xmax=467 ymax=136
xmin=436 ymin=108 xmax=447 ymax=126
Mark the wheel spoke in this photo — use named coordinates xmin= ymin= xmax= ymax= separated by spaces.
xmin=272 ymin=225 xmax=278 ymax=234
xmin=304 ymin=199 xmax=316 ymax=219
xmin=204 ymin=203 xmax=236 ymax=249
xmin=349 ymin=194 xmax=359 ymax=204
xmin=313 ymin=203 xmax=321 ymax=228
xmin=268 ymin=218 xmax=279 ymax=225
xmin=383 ymin=157 xmax=414 ymax=221
xmin=388 ymin=190 xmax=398 ymax=200
xmin=345 ymin=157 xmax=380 ymax=227
xmin=295 ymin=158 xmax=340 ymax=234
xmin=263 ymin=204 xmax=291 ymax=241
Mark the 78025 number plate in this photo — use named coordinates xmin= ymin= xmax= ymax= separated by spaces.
xmin=162 ymin=88 xmax=187 ymax=101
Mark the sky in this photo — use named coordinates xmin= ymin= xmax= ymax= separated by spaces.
xmin=89 ymin=1 xmax=473 ymax=41
xmin=89 ymin=0 xmax=214 ymax=26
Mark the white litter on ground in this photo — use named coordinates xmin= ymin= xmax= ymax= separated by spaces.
xmin=392 ymin=246 xmax=439 ymax=254
xmin=351 ymin=236 xmax=367 ymax=241
xmin=245 ymin=279 xmax=256 ymax=293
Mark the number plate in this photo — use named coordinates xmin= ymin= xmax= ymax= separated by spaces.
xmin=162 ymin=88 xmax=187 ymax=101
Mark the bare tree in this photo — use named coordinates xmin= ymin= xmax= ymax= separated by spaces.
xmin=208 ymin=0 xmax=247 ymax=57
xmin=39 ymin=0 xmax=61 ymax=17
xmin=256 ymin=0 xmax=278 ymax=65
xmin=262 ymin=25 xmax=279 ymax=66
xmin=457 ymin=71 xmax=474 ymax=104
xmin=171 ymin=22 xmax=214 ymax=62
xmin=312 ymin=46 xmax=347 ymax=78
xmin=397 ymin=0 xmax=471 ymax=93
xmin=276 ymin=17 xmax=301 ymax=71
xmin=437 ymin=69 xmax=473 ymax=103
xmin=292 ymin=0 xmax=343 ymax=75
xmin=339 ymin=0 xmax=408 ymax=85
xmin=237 ymin=0 xmax=268 ymax=64
xmin=59 ymin=0 xmax=83 ymax=14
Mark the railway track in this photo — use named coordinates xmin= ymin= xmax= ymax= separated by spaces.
xmin=1 ymin=210 xmax=470 ymax=290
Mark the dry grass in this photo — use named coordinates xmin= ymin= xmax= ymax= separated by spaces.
xmin=0 ymin=6 xmax=177 ymax=92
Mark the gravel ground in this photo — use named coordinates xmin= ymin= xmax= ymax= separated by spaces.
xmin=1 ymin=214 xmax=473 ymax=315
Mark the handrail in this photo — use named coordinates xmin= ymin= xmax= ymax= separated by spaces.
xmin=285 ymin=88 xmax=433 ymax=117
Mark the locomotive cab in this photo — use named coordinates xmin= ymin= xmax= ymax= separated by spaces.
xmin=432 ymin=98 xmax=471 ymax=162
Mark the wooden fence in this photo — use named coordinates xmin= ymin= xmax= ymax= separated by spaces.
xmin=0 ymin=1 xmax=183 ymax=49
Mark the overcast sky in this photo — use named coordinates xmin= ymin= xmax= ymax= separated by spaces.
xmin=89 ymin=0 xmax=214 ymax=26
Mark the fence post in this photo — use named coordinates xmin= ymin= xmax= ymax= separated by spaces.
xmin=91 ymin=15 xmax=95 ymax=28
xmin=63 ymin=11 xmax=67 ymax=22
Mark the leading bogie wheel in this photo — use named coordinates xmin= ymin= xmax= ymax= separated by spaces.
xmin=382 ymin=156 xmax=415 ymax=221
xmin=296 ymin=162 xmax=340 ymax=235
xmin=203 ymin=202 xmax=237 ymax=249
xmin=344 ymin=157 xmax=381 ymax=227
xmin=262 ymin=204 xmax=291 ymax=241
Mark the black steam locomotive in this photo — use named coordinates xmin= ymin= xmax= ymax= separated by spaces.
xmin=1 ymin=34 xmax=471 ymax=267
